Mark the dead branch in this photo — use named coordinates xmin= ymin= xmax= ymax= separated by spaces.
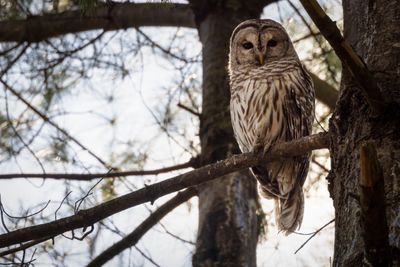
xmin=359 ymin=141 xmax=390 ymax=266
xmin=299 ymin=0 xmax=385 ymax=115
xmin=0 ymin=3 xmax=196 ymax=43
xmin=0 ymin=132 xmax=329 ymax=248
xmin=86 ymin=188 xmax=197 ymax=267
xmin=0 ymin=159 xmax=195 ymax=180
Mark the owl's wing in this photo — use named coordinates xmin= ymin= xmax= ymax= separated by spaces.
xmin=266 ymin=64 xmax=314 ymax=233
xmin=281 ymin=64 xmax=315 ymax=187
xmin=298 ymin=64 xmax=315 ymax=135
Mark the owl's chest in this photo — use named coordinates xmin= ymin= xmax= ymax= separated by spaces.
xmin=230 ymin=75 xmax=288 ymax=150
xmin=231 ymin=76 xmax=286 ymax=122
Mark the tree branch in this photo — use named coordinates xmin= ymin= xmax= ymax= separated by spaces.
xmin=0 ymin=159 xmax=195 ymax=180
xmin=299 ymin=0 xmax=385 ymax=115
xmin=86 ymin=188 xmax=197 ymax=267
xmin=0 ymin=132 xmax=329 ymax=248
xmin=0 ymin=2 xmax=196 ymax=43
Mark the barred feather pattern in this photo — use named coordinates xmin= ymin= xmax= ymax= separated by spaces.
xmin=229 ymin=57 xmax=315 ymax=234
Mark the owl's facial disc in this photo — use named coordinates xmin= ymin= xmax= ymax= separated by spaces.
xmin=235 ymin=30 xmax=288 ymax=66
xmin=259 ymin=28 xmax=289 ymax=61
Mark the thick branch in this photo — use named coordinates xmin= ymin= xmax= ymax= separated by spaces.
xmin=310 ymin=72 xmax=338 ymax=109
xmin=299 ymin=0 xmax=385 ymax=115
xmin=0 ymin=132 xmax=329 ymax=248
xmin=86 ymin=188 xmax=197 ymax=267
xmin=0 ymin=3 xmax=196 ymax=43
xmin=0 ymin=160 xmax=194 ymax=180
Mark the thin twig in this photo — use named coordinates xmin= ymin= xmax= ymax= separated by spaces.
xmin=134 ymin=246 xmax=161 ymax=267
xmin=4 ymin=89 xmax=46 ymax=173
xmin=294 ymin=218 xmax=335 ymax=254
xmin=177 ymin=103 xmax=201 ymax=117
xmin=0 ymin=79 xmax=110 ymax=168
xmin=0 ymin=237 xmax=51 ymax=257
xmin=136 ymin=28 xmax=198 ymax=63
xmin=0 ymin=159 xmax=194 ymax=180
xmin=0 ymin=44 xmax=29 ymax=77
xmin=158 ymin=222 xmax=195 ymax=245
xmin=292 ymin=32 xmax=321 ymax=43
xmin=312 ymin=157 xmax=329 ymax=173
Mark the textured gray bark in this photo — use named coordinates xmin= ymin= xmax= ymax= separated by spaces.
xmin=328 ymin=0 xmax=400 ymax=265
xmin=190 ymin=1 xmax=272 ymax=266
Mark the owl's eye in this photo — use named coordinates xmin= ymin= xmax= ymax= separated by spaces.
xmin=242 ymin=42 xmax=254 ymax=49
xmin=267 ymin=39 xmax=278 ymax=47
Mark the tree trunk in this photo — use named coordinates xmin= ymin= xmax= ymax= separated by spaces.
xmin=190 ymin=1 xmax=269 ymax=266
xmin=328 ymin=0 xmax=400 ymax=266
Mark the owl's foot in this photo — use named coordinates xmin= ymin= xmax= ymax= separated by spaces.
xmin=261 ymin=145 xmax=272 ymax=157
xmin=252 ymin=141 xmax=272 ymax=157
xmin=252 ymin=143 xmax=264 ymax=154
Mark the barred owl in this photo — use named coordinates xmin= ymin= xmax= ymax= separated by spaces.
xmin=228 ymin=19 xmax=315 ymax=234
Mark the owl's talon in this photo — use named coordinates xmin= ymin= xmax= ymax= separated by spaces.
xmin=252 ymin=143 xmax=263 ymax=154
xmin=262 ymin=146 xmax=271 ymax=157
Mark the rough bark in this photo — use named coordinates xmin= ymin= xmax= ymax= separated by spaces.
xmin=190 ymin=1 xmax=272 ymax=266
xmin=327 ymin=0 xmax=400 ymax=265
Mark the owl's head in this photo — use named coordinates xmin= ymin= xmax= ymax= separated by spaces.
xmin=229 ymin=19 xmax=298 ymax=70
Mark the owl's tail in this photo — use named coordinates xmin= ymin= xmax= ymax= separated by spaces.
xmin=251 ymin=162 xmax=306 ymax=234
xmin=275 ymin=188 xmax=304 ymax=235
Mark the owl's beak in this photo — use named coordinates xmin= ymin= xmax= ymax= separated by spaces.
xmin=257 ymin=53 xmax=265 ymax=65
